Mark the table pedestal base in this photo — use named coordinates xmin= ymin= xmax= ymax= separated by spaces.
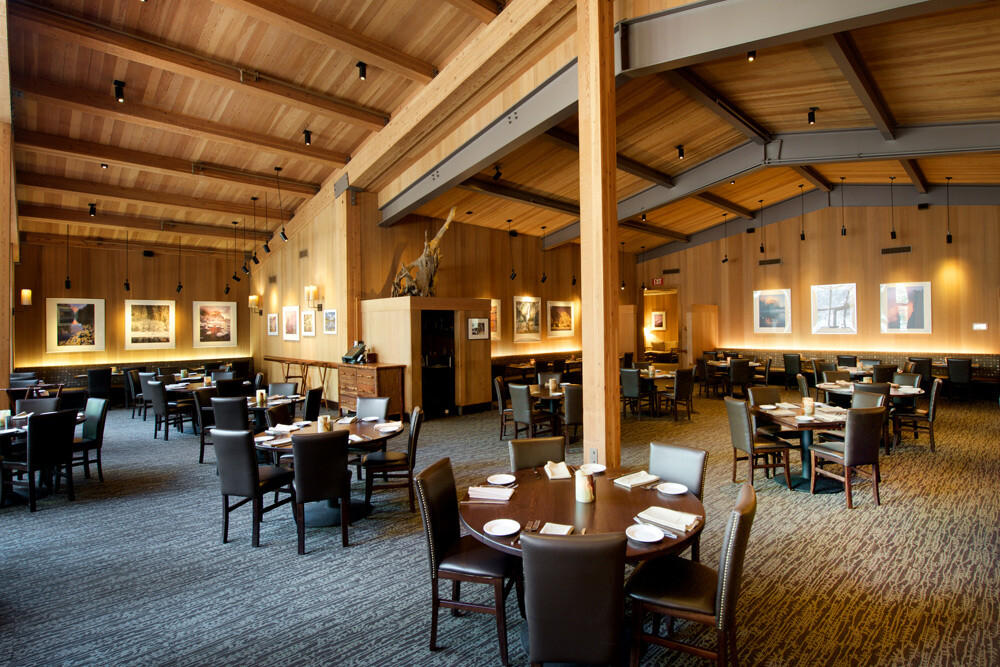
xmin=302 ymin=499 xmax=371 ymax=527
xmin=776 ymin=474 xmax=844 ymax=494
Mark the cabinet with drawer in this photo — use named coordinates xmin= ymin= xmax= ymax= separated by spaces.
xmin=337 ymin=363 xmax=405 ymax=419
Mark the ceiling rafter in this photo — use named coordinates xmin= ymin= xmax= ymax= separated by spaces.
xmin=618 ymin=219 xmax=689 ymax=242
xmin=14 ymin=76 xmax=349 ymax=168
xmin=899 ymin=159 xmax=929 ymax=194
xmin=659 ymin=69 xmax=770 ymax=145
xmin=790 ymin=165 xmax=833 ymax=192
xmin=15 ymin=131 xmax=320 ymax=196
xmin=444 ymin=0 xmax=503 ymax=24
xmin=458 ymin=177 xmax=578 ymax=216
xmin=540 ymin=127 xmax=674 ymax=188
xmin=691 ymin=192 xmax=755 ymax=219
xmin=8 ymin=2 xmax=388 ymax=132
xmin=20 ymin=231 xmax=231 ymax=258
xmin=822 ymin=31 xmax=896 ymax=140
xmin=211 ymin=0 xmax=437 ymax=84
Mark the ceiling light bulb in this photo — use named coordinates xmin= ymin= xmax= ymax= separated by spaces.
xmin=620 ymin=280 xmax=626 ymax=290
xmin=262 ymin=240 xmax=271 ymax=253
xmin=676 ymin=145 xmax=684 ymax=159
xmin=100 ymin=163 xmax=108 ymax=169
xmin=242 ymin=264 xmax=250 ymax=275
xmin=89 ymin=203 xmax=96 ymax=216
xmin=303 ymin=129 xmax=311 ymax=146
xmin=224 ymin=284 xmax=230 ymax=295
xmin=113 ymin=79 xmax=125 ymax=103
xmin=357 ymin=61 xmax=367 ymax=80
xmin=747 ymin=50 xmax=756 ymax=62
xmin=808 ymin=107 xmax=818 ymax=125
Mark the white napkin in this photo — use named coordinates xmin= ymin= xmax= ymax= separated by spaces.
xmin=638 ymin=506 xmax=700 ymax=532
xmin=769 ymin=409 xmax=795 ymax=417
xmin=539 ymin=522 xmax=573 ymax=535
xmin=614 ymin=471 xmax=659 ymax=489
xmin=337 ymin=416 xmax=357 ymax=424
xmin=816 ymin=405 xmax=847 ymax=414
xmin=468 ymin=486 xmax=514 ymax=500
xmin=544 ymin=461 xmax=571 ymax=480
xmin=375 ymin=421 xmax=403 ymax=432
xmin=348 ymin=434 xmax=365 ymax=444
xmin=814 ymin=413 xmax=844 ymax=423
xmin=269 ymin=423 xmax=298 ymax=433
xmin=776 ymin=402 xmax=799 ymax=409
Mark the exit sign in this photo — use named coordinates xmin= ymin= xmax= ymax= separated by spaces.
xmin=651 ymin=277 xmax=663 ymax=286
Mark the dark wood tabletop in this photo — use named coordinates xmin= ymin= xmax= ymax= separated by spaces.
xmin=460 ymin=467 xmax=704 ymax=563
xmin=254 ymin=418 xmax=404 ymax=454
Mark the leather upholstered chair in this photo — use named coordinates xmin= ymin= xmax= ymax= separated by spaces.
xmin=648 ymin=442 xmax=707 ymax=561
xmin=508 ymin=436 xmax=564 ymax=473
xmin=137 ymin=372 xmax=157 ymax=419
xmin=891 ymin=372 xmax=921 ymax=413
xmin=1 ymin=409 xmax=79 ymax=511
xmin=905 ymin=357 xmax=933 ymax=391
xmin=627 ymin=483 xmax=757 ymax=667
xmin=268 ymin=382 xmax=297 ymax=397
xmin=291 ymin=430 xmax=352 ymax=552
xmin=724 ymin=396 xmax=792 ymax=488
xmin=726 ymin=359 xmax=752 ymax=398
xmin=192 ymin=387 xmax=218 ymax=464
xmin=72 ymin=398 xmax=108 ymax=482
xmin=558 ymin=383 xmax=583 ymax=451
xmin=494 ymin=376 xmax=514 ymax=440
xmin=215 ymin=378 xmax=248 ymax=398
xmin=810 ymin=407 xmax=886 ymax=508
xmin=812 ymin=361 xmax=836 ymax=399
xmin=363 ymin=406 xmax=423 ymax=512
xmin=211 ymin=371 xmax=235 ymax=381
xmin=872 ymin=363 xmax=898 ymax=384
xmin=266 ymin=403 xmax=293 ymax=428
xmin=414 ymin=457 xmax=522 ymax=666
xmin=303 ymin=387 xmax=323 ymax=422
xmin=146 ymin=381 xmax=191 ymax=441
xmin=510 ymin=384 xmax=555 ymax=437
xmin=751 ymin=357 xmax=771 ymax=386
xmin=213 ymin=429 xmax=296 ymax=547
xmin=746 ymin=386 xmax=799 ymax=443
xmin=536 ymin=371 xmax=563 ymax=386
xmin=796 ymin=374 xmax=810 ymax=401
xmin=521 ymin=533 xmax=627 ymax=667
xmin=356 ymin=396 xmax=390 ymax=419
xmin=620 ymin=369 xmax=654 ymax=419
xmin=658 ymin=368 xmax=693 ymax=421
xmin=821 ymin=370 xmax=852 ymax=407
xmin=783 ymin=354 xmax=802 ymax=390
xmin=16 ymin=397 xmax=60 ymax=414
xmin=893 ymin=378 xmax=942 ymax=452
xmin=86 ymin=368 xmax=113 ymax=400
xmin=211 ymin=397 xmax=250 ymax=431
xmin=946 ymin=358 xmax=973 ymax=399
xmin=836 ymin=355 xmax=858 ymax=367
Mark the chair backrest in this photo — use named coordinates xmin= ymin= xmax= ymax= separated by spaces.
xmin=494 ymin=376 xmax=508 ymax=413
xmin=87 ymin=368 xmax=113 ymax=397
xmin=906 ymin=357 xmax=933 ymax=387
xmin=633 ymin=361 xmax=651 ymax=371
xmin=946 ymin=358 xmax=972 ymax=384
xmin=561 ymin=384 xmax=583 ymax=426
xmin=893 ymin=372 xmax=921 ymax=388
xmin=747 ymin=386 xmax=780 ymax=406
xmin=728 ymin=359 xmax=751 ymax=384
xmin=648 ymin=442 xmax=707 ymax=500
xmin=81 ymin=398 xmax=109 ymax=443
xmin=303 ymin=387 xmax=323 ymax=421
xmin=211 ymin=371 xmax=235 ymax=381
xmin=854 ymin=382 xmax=891 ymax=404
xmin=254 ymin=372 xmax=265 ymax=391
xmin=212 ymin=429 xmax=260 ymax=498
xmin=550 ymin=359 xmax=566 ymax=373
xmin=715 ymin=483 xmax=757 ymax=631
xmin=851 ymin=391 xmax=885 ymax=408
xmin=927 ymin=378 xmax=943 ymax=421
xmin=695 ymin=357 xmax=708 ymax=382
xmin=268 ymin=382 xmax=297 ymax=396
xmin=796 ymin=374 xmax=809 ymax=400
xmin=215 ymin=378 xmax=247 ymax=398
xmin=26 ymin=409 xmax=79 ymax=471
xmin=266 ymin=403 xmax=293 ymax=428
xmin=509 ymin=384 xmax=533 ymax=423
xmin=859 ymin=358 xmax=882 ymax=367
xmin=211 ymin=396 xmax=249 ymax=430
xmin=844 ymin=407 xmax=887 ymax=467
xmin=356 ymin=396 xmax=390 ymax=419
xmin=814 ymin=360 xmax=836 ymax=376
xmin=9 ymin=371 xmax=36 ymax=380
xmin=703 ymin=350 xmax=719 ymax=360
xmin=405 ymin=406 xmax=423 ymax=470
xmin=192 ymin=387 xmax=217 ymax=429
xmin=673 ymin=368 xmax=694 ymax=400
xmin=156 ymin=367 xmax=178 ymax=377
xmin=146 ymin=381 xmax=170 ymax=416
xmin=872 ymin=364 xmax=898 ymax=384
xmin=783 ymin=354 xmax=801 ymax=375
xmin=724 ymin=396 xmax=753 ymax=455
xmin=414 ymin=458 xmax=462 ymax=576
xmin=823 ymin=370 xmax=851 ymax=383
xmin=836 ymin=355 xmax=858 ymax=367
xmin=760 ymin=357 xmax=772 ymax=381
xmin=126 ymin=369 xmax=141 ymax=400
xmin=521 ymin=533 xmax=626 ymax=665
xmin=620 ymin=368 xmax=640 ymax=399
xmin=138 ymin=372 xmax=156 ymax=398
xmin=16 ymin=397 xmax=60 ymax=414
xmin=509 ymin=436 xmax=564 ymax=472
xmin=537 ymin=371 xmax=563 ymax=386
xmin=230 ymin=360 xmax=251 ymax=379
xmin=622 ymin=351 xmax=634 ymax=368
xmin=291 ymin=430 xmax=351 ymax=503
xmin=10 ymin=378 xmax=39 ymax=388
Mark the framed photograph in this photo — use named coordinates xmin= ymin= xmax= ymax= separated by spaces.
xmin=323 ymin=309 xmax=338 ymax=335
xmin=193 ymin=301 xmax=237 ymax=348
xmin=46 ymin=298 xmax=105 ymax=353
xmin=490 ymin=298 xmax=501 ymax=341
xmin=301 ymin=309 xmax=316 ymax=337
xmin=547 ymin=300 xmax=574 ymax=338
xmin=880 ymin=282 xmax=932 ymax=334
xmin=811 ymin=284 xmax=857 ymax=335
xmin=124 ymin=300 xmax=175 ymax=350
xmin=753 ymin=289 xmax=791 ymax=334
xmin=282 ymin=305 xmax=299 ymax=341
xmin=650 ymin=311 xmax=666 ymax=331
xmin=468 ymin=317 xmax=489 ymax=340
xmin=513 ymin=295 xmax=541 ymax=343
xmin=267 ymin=313 xmax=279 ymax=336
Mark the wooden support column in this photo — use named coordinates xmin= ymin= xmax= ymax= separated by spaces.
xmin=0 ymin=123 xmax=12 ymax=410
xmin=577 ymin=0 xmax=619 ymax=467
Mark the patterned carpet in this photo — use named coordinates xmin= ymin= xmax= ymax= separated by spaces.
xmin=0 ymin=389 xmax=997 ymax=666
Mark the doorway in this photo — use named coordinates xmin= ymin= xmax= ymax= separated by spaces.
xmin=640 ymin=288 xmax=679 ymax=361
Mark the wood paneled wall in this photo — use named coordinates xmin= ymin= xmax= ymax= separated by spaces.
xmin=638 ymin=205 xmax=1000 ymax=354
xmin=13 ymin=242 xmax=250 ymax=367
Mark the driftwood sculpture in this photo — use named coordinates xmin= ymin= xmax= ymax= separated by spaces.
xmin=391 ymin=207 xmax=455 ymax=297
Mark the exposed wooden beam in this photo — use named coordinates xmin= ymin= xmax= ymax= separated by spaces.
xmin=790 ymin=165 xmax=833 ymax=192
xmin=13 ymin=76 xmax=348 ymax=168
xmin=822 ymin=32 xmax=896 ymax=140
xmin=17 ymin=204 xmax=271 ymax=241
xmin=899 ymin=159 xmax=929 ymax=194
xmin=16 ymin=172 xmax=290 ymax=221
xmin=14 ymin=131 xmax=319 ymax=196
xmin=444 ymin=0 xmax=503 ymax=23
xmin=212 ymin=0 xmax=436 ymax=84
xmin=692 ymin=192 xmax=755 ymax=219
xmin=541 ymin=127 xmax=674 ymax=188
xmin=8 ymin=2 xmax=387 ymax=132
xmin=618 ymin=219 xmax=689 ymax=242
xmin=20 ymin=231 xmax=230 ymax=258
xmin=458 ymin=177 xmax=578 ymax=216
xmin=660 ymin=69 xmax=770 ymax=145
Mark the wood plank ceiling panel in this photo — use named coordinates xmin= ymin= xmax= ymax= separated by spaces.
xmin=413 ymin=188 xmax=576 ymax=236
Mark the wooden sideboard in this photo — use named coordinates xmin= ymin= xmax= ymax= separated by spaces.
xmin=337 ymin=363 xmax=406 ymax=419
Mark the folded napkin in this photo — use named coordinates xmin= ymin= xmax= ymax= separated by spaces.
xmin=816 ymin=405 xmax=847 ymax=414
xmin=14 ymin=412 xmax=31 ymax=418
xmin=348 ymin=434 xmax=365 ymax=444
xmin=360 ymin=416 xmax=380 ymax=422
xmin=468 ymin=486 xmax=514 ymax=501
xmin=374 ymin=421 xmax=403 ymax=432
xmin=836 ymin=380 xmax=850 ymax=386
xmin=166 ymin=383 xmax=188 ymax=390
xmin=544 ymin=460 xmax=571 ymax=480
xmin=814 ymin=413 xmax=844 ymax=423
xmin=269 ymin=437 xmax=292 ymax=447
xmin=269 ymin=423 xmax=298 ymax=433
xmin=638 ymin=506 xmax=700 ymax=532
xmin=37 ymin=390 xmax=49 ymax=397
xmin=337 ymin=416 xmax=357 ymax=424
xmin=769 ymin=409 xmax=795 ymax=417
xmin=614 ymin=470 xmax=659 ymax=489
xmin=539 ymin=522 xmax=573 ymax=535
xmin=776 ymin=402 xmax=799 ymax=409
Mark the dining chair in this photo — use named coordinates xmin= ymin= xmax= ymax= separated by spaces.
xmin=1 ymin=409 xmax=79 ymax=511
xmin=550 ymin=359 xmax=566 ymax=374
xmin=302 ymin=387 xmax=323 ymax=422
xmin=649 ymin=442 xmax=707 ymax=561
xmin=16 ymin=397 xmax=60 ymax=414
xmin=811 ymin=407 xmax=886 ymax=508
xmin=125 ymin=369 xmax=143 ymax=418
xmin=266 ymin=403 xmax=293 ymax=428
xmin=836 ymin=355 xmax=858 ymax=367
xmin=253 ymin=372 xmax=265 ymax=392
xmin=812 ymin=361 xmax=836 ymax=399
xmin=156 ymin=367 xmax=178 ymax=377
xmin=268 ymin=382 xmax=298 ymax=397
xmin=872 ymin=363 xmax=898 ymax=384
xmin=783 ymin=354 xmax=802 ymax=390
xmin=893 ymin=378 xmax=942 ymax=452
xmin=211 ymin=371 xmax=235 ymax=381
xmin=796 ymin=373 xmax=810 ymax=401
xmin=211 ymin=396 xmax=250 ymax=431
xmin=363 ymin=406 xmax=423 ymax=512
xmin=817 ymin=390 xmax=886 ymax=445
xmin=558 ymin=383 xmax=583 ymax=452
xmin=726 ymin=359 xmax=752 ymax=398
xmin=627 ymin=483 xmax=756 ymax=667
xmin=9 ymin=378 xmax=39 ymax=389
xmin=414 ymin=457 xmax=522 ymax=667
xmin=521 ymin=533 xmax=626 ymax=666
xmin=356 ymin=396 xmax=390 ymax=419
xmin=746 ymin=386 xmax=800 ymax=444
xmin=633 ymin=361 xmax=651 ymax=371
xmin=859 ymin=358 xmax=882 ymax=368
xmin=510 ymin=384 xmax=556 ymax=437
xmin=751 ymin=357 xmax=771 ymax=386
xmin=230 ymin=360 xmax=251 ymax=380
xmin=291 ymin=430 xmax=352 ymax=552
xmin=192 ymin=387 xmax=218 ymax=464
xmin=213 ymin=429 xmax=296 ymax=547
xmin=137 ymin=372 xmax=157 ymax=419
xmin=621 ymin=351 xmax=634 ymax=368
xmin=536 ymin=371 xmax=562 ymax=386
xmin=658 ymin=368 xmax=693 ymax=421
xmin=620 ymin=368 xmax=653 ymax=420
xmin=724 ymin=396 xmax=792 ymax=488
xmin=821 ymin=370 xmax=852 ymax=407
xmin=86 ymin=368 xmax=113 ymax=401
xmin=891 ymin=372 xmax=922 ymax=413
xmin=71 ymin=398 xmax=109 ymax=482
xmin=9 ymin=371 xmax=36 ymax=380
xmin=216 ymin=378 xmax=248 ymax=398
xmin=702 ymin=350 xmax=719 ymax=360
xmin=946 ymin=358 xmax=973 ymax=399
xmin=508 ymin=436 xmax=564 ymax=472
xmin=494 ymin=376 xmax=515 ymax=440
xmin=905 ymin=357 xmax=933 ymax=391
xmin=146 ymin=381 xmax=191 ymax=441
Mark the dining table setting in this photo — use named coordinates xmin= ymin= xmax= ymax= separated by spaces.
xmin=751 ymin=400 xmax=850 ymax=492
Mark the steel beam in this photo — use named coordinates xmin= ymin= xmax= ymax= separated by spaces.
xmin=540 ymin=127 xmax=674 ymax=188
xmin=660 ymin=69 xmax=769 ymax=145
xmin=457 ymin=177 xmax=579 ymax=216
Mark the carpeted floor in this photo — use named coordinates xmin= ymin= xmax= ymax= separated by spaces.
xmin=0 ymin=389 xmax=997 ymax=666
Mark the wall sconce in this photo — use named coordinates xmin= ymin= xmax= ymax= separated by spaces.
xmin=20 ymin=289 xmax=32 ymax=307
xmin=248 ymin=294 xmax=262 ymax=316
xmin=305 ymin=285 xmax=322 ymax=311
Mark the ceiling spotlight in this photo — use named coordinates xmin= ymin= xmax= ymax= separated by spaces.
xmin=841 ymin=226 xmax=847 ymax=236
xmin=232 ymin=272 xmax=241 ymax=283
xmin=721 ymin=255 xmax=728 ymax=264
xmin=800 ymin=230 xmax=806 ymax=241
xmin=124 ymin=279 xmax=130 ymax=292
xmin=279 ymin=228 xmax=288 ymax=241
xmin=493 ymin=165 xmax=502 ymax=181
xmin=242 ymin=264 xmax=250 ymax=275
xmin=356 ymin=61 xmax=367 ymax=80
xmin=262 ymin=239 xmax=271 ymax=253
xmin=251 ymin=253 xmax=260 ymax=265
xmin=676 ymin=145 xmax=684 ymax=160
xmin=509 ymin=269 xmax=516 ymax=280
xmin=224 ymin=283 xmax=230 ymax=295
xmin=100 ymin=163 xmax=108 ymax=169
xmin=747 ymin=50 xmax=756 ymax=62
xmin=620 ymin=280 xmax=626 ymax=291
xmin=88 ymin=203 xmax=96 ymax=217
xmin=176 ymin=281 xmax=183 ymax=293
xmin=65 ymin=277 xmax=71 ymax=289
xmin=808 ymin=107 xmax=818 ymax=125
xmin=540 ymin=272 xmax=547 ymax=283
xmin=641 ymin=212 xmax=646 ymax=223
xmin=572 ymin=275 xmax=577 ymax=286
xmin=946 ymin=176 xmax=953 ymax=244
xmin=730 ymin=179 xmax=736 ymax=185
xmin=759 ymin=242 xmax=765 ymax=254
xmin=303 ymin=129 xmax=311 ymax=146
xmin=113 ymin=79 xmax=125 ymax=103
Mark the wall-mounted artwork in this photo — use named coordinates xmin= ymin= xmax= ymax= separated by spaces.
xmin=302 ymin=310 xmax=316 ymax=337
xmin=811 ymin=284 xmax=857 ymax=335
xmin=490 ymin=298 xmax=501 ymax=341
xmin=125 ymin=300 xmax=175 ymax=350
xmin=46 ymin=298 xmax=105 ymax=353
xmin=547 ymin=300 xmax=574 ymax=338
xmin=283 ymin=305 xmax=299 ymax=341
xmin=323 ymin=309 xmax=338 ymax=335
xmin=267 ymin=313 xmax=279 ymax=336
xmin=513 ymin=295 xmax=541 ymax=343
xmin=193 ymin=301 xmax=237 ymax=348
xmin=880 ymin=282 xmax=932 ymax=334
xmin=752 ymin=289 xmax=791 ymax=334
xmin=468 ymin=317 xmax=489 ymax=340
xmin=650 ymin=311 xmax=666 ymax=331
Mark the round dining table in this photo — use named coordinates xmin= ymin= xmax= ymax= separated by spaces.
xmin=460 ymin=467 xmax=704 ymax=563
xmin=816 ymin=382 xmax=923 ymax=397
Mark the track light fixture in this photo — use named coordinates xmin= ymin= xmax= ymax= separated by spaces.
xmin=641 ymin=212 xmax=646 ymax=223
xmin=279 ymin=228 xmax=288 ymax=242
xmin=676 ymin=145 xmax=684 ymax=160
xmin=889 ymin=176 xmax=897 ymax=240
xmin=799 ymin=184 xmax=806 ymax=241
xmin=100 ymin=163 xmax=108 ymax=169
xmin=510 ymin=269 xmax=516 ymax=280
xmin=233 ymin=272 xmax=241 ymax=283
xmin=572 ymin=275 xmax=577 ymax=286
xmin=507 ymin=218 xmax=516 ymax=279
xmin=263 ymin=191 xmax=271 ymax=252
xmin=356 ymin=61 xmax=367 ymax=80
xmin=493 ymin=165 xmax=502 ymax=181
xmin=176 ymin=237 xmax=183 ymax=293
xmin=242 ymin=263 xmax=250 ymax=275
xmin=232 ymin=220 xmax=241 ymax=282
xmin=113 ymin=79 xmax=125 ymax=102
xmin=747 ymin=50 xmax=756 ymax=62
xmin=539 ymin=225 xmax=547 ymax=283
xmin=808 ymin=106 xmax=818 ymax=125
xmin=840 ymin=176 xmax=847 ymax=236
xmin=89 ymin=203 xmax=96 ymax=217
xmin=945 ymin=176 xmax=953 ymax=244
xmin=275 ymin=167 xmax=288 ymax=242
xmin=303 ymin=129 xmax=311 ymax=146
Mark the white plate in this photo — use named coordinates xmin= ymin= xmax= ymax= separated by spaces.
xmin=254 ymin=435 xmax=273 ymax=443
xmin=483 ymin=519 xmax=521 ymax=537
xmin=293 ymin=421 xmax=312 ymax=427
xmin=626 ymin=524 xmax=663 ymax=543
xmin=656 ymin=482 xmax=688 ymax=495
xmin=487 ymin=474 xmax=516 ymax=486
xmin=579 ymin=463 xmax=607 ymax=475
xmin=360 ymin=416 xmax=380 ymax=422
xmin=758 ymin=404 xmax=776 ymax=410
xmin=795 ymin=415 xmax=815 ymax=422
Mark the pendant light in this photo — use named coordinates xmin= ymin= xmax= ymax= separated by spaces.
xmin=619 ymin=242 xmax=626 ymax=291
xmin=64 ymin=227 xmax=71 ymax=289
xmin=889 ymin=176 xmax=897 ymax=240
xmin=799 ymin=184 xmax=806 ymax=241
xmin=175 ymin=237 xmax=183 ymax=293
xmin=507 ymin=218 xmax=516 ymax=280
xmin=275 ymin=167 xmax=288 ymax=241
xmin=945 ymin=176 xmax=953 ymax=244
xmin=641 ymin=246 xmax=647 ymax=288
xmin=758 ymin=200 xmax=765 ymax=254
xmin=539 ymin=226 xmax=547 ymax=283
xmin=250 ymin=197 xmax=260 ymax=264
xmin=223 ymin=225 xmax=230 ymax=295
xmin=262 ymin=191 xmax=271 ymax=253
xmin=840 ymin=177 xmax=847 ymax=236
xmin=231 ymin=221 xmax=241 ymax=283
xmin=241 ymin=218 xmax=250 ymax=275
xmin=123 ymin=231 xmax=130 ymax=291
xmin=721 ymin=215 xmax=729 ymax=264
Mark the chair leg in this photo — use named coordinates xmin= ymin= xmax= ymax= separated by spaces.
xmin=451 ymin=581 xmax=462 ymax=616
xmin=252 ymin=496 xmax=262 ymax=546
xmin=783 ymin=450 xmax=791 ymax=489
xmin=809 ymin=452 xmax=817 ymax=495
xmin=95 ymin=448 xmax=104 ymax=483
xmin=429 ymin=578 xmax=441 ymax=651
xmin=731 ymin=449 xmax=738 ymax=483
xmin=295 ymin=501 xmax=306 ymax=555
xmin=365 ymin=472 xmax=374 ymax=509
xmin=630 ymin=602 xmax=643 ymax=667
xmin=222 ymin=496 xmax=230 ymax=543
xmin=872 ymin=462 xmax=881 ymax=506
xmin=493 ymin=579 xmax=509 ymax=666
xmin=929 ymin=424 xmax=935 ymax=452
xmin=340 ymin=496 xmax=350 ymax=547
xmin=407 ymin=472 xmax=416 ymax=513
xmin=845 ymin=466 xmax=854 ymax=509
xmin=64 ymin=461 xmax=74 ymax=501
xmin=28 ymin=469 xmax=37 ymax=512
xmin=82 ymin=453 xmax=91 ymax=479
